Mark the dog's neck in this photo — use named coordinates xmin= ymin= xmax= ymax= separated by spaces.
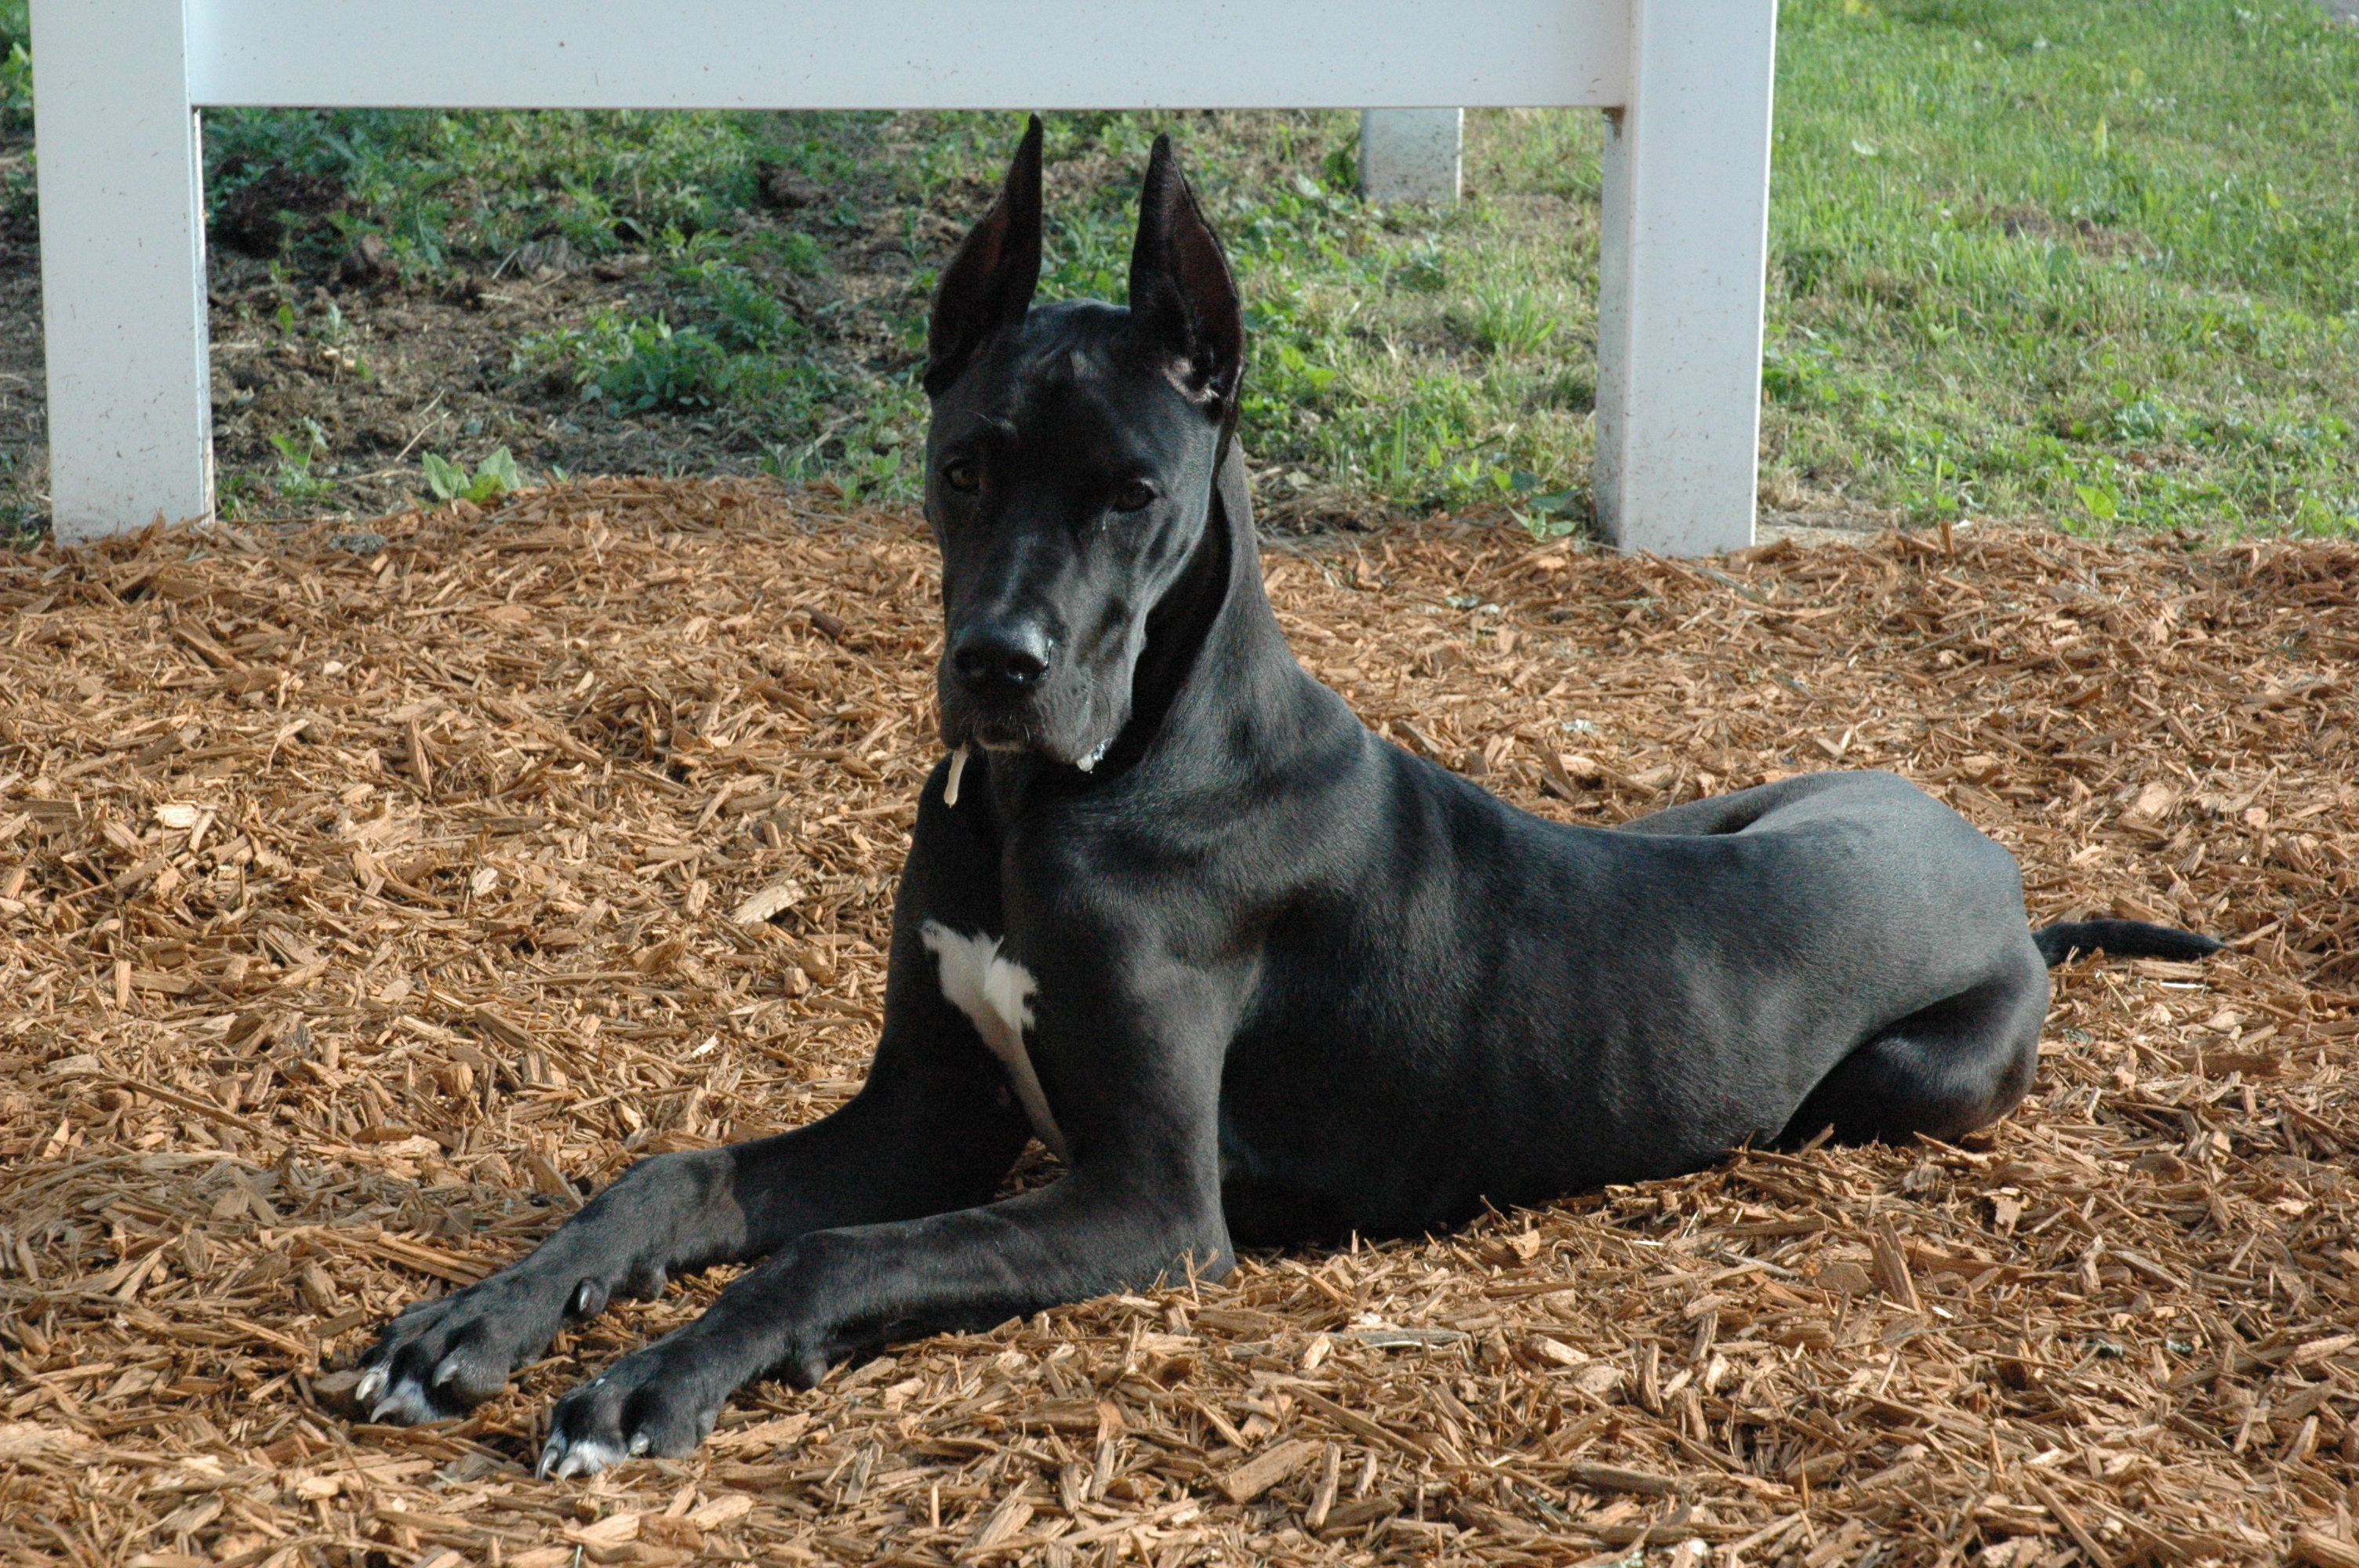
xmin=1122 ymin=436 xmax=1270 ymax=753
xmin=976 ymin=439 xmax=1313 ymax=818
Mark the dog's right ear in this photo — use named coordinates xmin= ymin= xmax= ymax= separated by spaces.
xmin=925 ymin=115 xmax=1045 ymax=398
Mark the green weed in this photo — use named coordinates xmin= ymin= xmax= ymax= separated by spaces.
xmin=423 ymin=446 xmax=522 ymax=506
xmin=1455 ymin=286 xmax=1563 ymax=357
xmin=266 ymin=420 xmax=336 ymax=505
xmin=0 ymin=2 xmax=27 ymax=132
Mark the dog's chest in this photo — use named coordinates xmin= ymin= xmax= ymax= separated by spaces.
xmin=919 ymin=920 xmax=1067 ymax=1159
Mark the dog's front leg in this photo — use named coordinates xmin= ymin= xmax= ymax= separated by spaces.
xmin=535 ymin=966 xmax=1238 ymax=1475
xmin=357 ymin=775 xmax=1030 ymax=1425
xmin=536 ymin=1161 xmax=1227 ymax=1473
xmin=354 ymin=1056 xmax=1024 ymax=1425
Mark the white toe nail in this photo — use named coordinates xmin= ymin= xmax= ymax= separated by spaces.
xmin=628 ymin=1432 xmax=651 ymax=1456
xmin=355 ymin=1367 xmax=385 ymax=1403
xmin=544 ymin=1436 xmax=624 ymax=1478
xmin=365 ymin=1377 xmax=438 ymax=1426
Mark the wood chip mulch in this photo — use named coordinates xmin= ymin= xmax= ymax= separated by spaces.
xmin=2 ymin=479 xmax=2356 ymax=1568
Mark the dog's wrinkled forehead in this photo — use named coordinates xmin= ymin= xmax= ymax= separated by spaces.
xmin=998 ymin=337 xmax=1118 ymax=434
xmin=1032 ymin=343 xmax=1109 ymax=394
xmin=950 ymin=302 xmax=1198 ymax=463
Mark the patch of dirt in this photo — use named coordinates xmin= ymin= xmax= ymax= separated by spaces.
xmin=1989 ymin=204 xmax=2156 ymax=260
xmin=0 ymin=120 xmax=980 ymax=531
xmin=209 ymin=166 xmax=348 ymax=260
xmin=0 ymin=109 xmax=1438 ymax=538
xmin=1 ymin=484 xmax=2356 ymax=1561
xmin=0 ymin=216 xmax=817 ymax=530
xmin=198 ymin=246 xmax=753 ymax=515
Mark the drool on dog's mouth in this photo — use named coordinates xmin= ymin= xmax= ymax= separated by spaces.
xmin=947 ymin=735 xmax=1098 ymax=807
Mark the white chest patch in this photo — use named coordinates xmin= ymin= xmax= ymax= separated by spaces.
xmin=919 ymin=920 xmax=1068 ymax=1160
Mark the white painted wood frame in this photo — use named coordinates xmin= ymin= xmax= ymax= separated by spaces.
xmin=29 ymin=0 xmax=1775 ymax=555
xmin=1359 ymin=109 xmax=1463 ymax=205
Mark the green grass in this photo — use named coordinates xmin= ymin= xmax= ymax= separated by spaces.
xmin=202 ymin=107 xmax=769 ymax=269
xmin=1765 ymin=0 xmax=2359 ymax=537
xmin=29 ymin=0 xmax=2359 ymax=536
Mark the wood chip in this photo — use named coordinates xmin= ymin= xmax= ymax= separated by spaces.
xmin=1564 ymin=1460 xmax=1680 ymax=1497
xmin=1218 ymin=1438 xmax=1320 ymax=1504
xmin=1 ymin=488 xmax=2354 ymax=1561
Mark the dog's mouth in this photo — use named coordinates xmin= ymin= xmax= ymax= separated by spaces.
xmin=940 ymin=694 xmax=1116 ymax=774
xmin=942 ymin=699 xmax=1040 ymax=753
xmin=948 ymin=721 xmax=1112 ymax=773
xmin=959 ymin=716 xmax=1030 ymax=751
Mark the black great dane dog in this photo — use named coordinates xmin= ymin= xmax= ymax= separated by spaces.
xmin=357 ymin=122 xmax=2221 ymax=1475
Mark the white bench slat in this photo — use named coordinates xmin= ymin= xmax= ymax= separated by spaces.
xmin=186 ymin=1 xmax=1627 ymax=110
xmin=32 ymin=0 xmax=1772 ymax=557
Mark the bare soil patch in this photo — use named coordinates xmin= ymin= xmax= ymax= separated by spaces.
xmin=0 ymin=116 xmax=969 ymax=532
xmin=0 ymin=216 xmax=817 ymax=531
xmin=1 ymin=485 xmax=2355 ymax=1564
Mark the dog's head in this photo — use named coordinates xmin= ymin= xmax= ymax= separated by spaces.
xmin=921 ymin=118 xmax=1243 ymax=771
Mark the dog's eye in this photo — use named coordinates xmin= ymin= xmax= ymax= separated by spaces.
xmin=943 ymin=459 xmax=981 ymax=494
xmin=1113 ymin=481 xmax=1157 ymax=514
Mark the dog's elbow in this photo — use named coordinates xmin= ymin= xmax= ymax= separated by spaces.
xmin=1149 ymin=1207 xmax=1236 ymax=1288
xmin=1064 ymin=1163 xmax=1234 ymax=1288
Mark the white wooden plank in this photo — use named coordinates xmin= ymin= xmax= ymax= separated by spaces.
xmin=1358 ymin=109 xmax=1461 ymax=205
xmin=1591 ymin=0 xmax=1777 ymax=557
xmin=31 ymin=0 xmax=215 ymax=544
xmin=37 ymin=0 xmax=1781 ymax=550
xmin=185 ymin=0 xmax=1626 ymax=109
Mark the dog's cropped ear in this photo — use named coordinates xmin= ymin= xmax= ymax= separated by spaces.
xmin=1128 ymin=135 xmax=1243 ymax=426
xmin=925 ymin=115 xmax=1045 ymax=397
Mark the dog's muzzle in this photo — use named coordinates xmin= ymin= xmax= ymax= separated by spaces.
xmin=940 ymin=616 xmax=1115 ymax=771
xmin=944 ymin=619 xmax=1057 ymax=751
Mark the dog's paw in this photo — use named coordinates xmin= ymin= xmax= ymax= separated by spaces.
xmin=355 ymin=1272 xmax=580 ymax=1425
xmin=539 ymin=1349 xmax=722 ymax=1479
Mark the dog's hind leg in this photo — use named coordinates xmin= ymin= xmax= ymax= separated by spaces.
xmin=358 ymin=768 xmax=1031 ymax=1427
xmin=1778 ymin=964 xmax=2050 ymax=1147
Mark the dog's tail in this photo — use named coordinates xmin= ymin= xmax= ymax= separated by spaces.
xmin=2033 ymin=918 xmax=2224 ymax=967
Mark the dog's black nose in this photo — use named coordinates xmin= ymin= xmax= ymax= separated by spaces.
xmin=951 ymin=622 xmax=1053 ymax=695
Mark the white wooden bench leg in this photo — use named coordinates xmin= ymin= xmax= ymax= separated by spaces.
xmin=31 ymin=0 xmax=215 ymax=544
xmin=1358 ymin=108 xmax=1462 ymax=204
xmin=1592 ymin=0 xmax=1777 ymax=557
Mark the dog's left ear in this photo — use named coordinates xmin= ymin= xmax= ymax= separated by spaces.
xmin=1128 ymin=135 xmax=1243 ymax=427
